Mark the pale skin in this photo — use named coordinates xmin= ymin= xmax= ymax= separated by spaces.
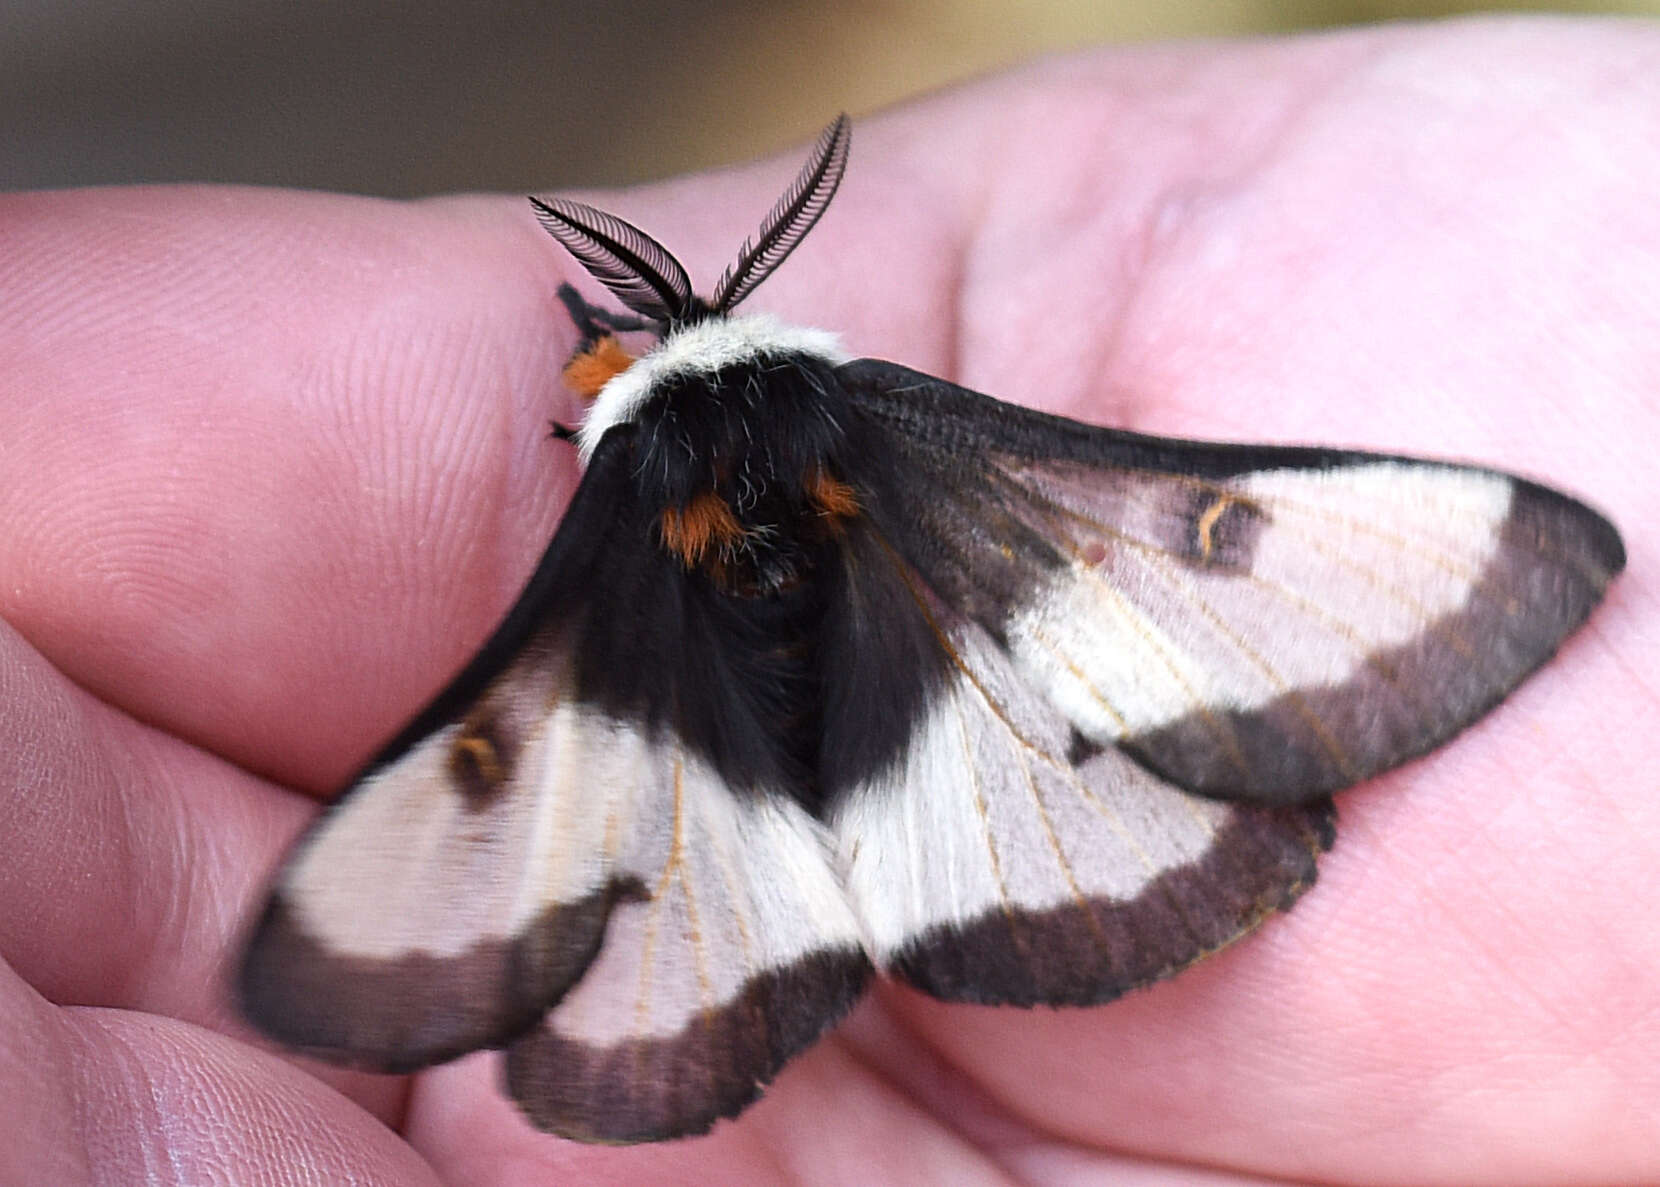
xmin=2 ymin=18 xmax=1657 ymax=1186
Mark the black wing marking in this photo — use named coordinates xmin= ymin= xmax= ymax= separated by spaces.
xmin=238 ymin=428 xmax=869 ymax=1142
xmin=530 ymin=196 xmax=694 ymax=324
xmin=836 ymin=360 xmax=1622 ymax=803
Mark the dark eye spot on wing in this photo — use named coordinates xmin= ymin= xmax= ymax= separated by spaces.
xmin=1172 ymin=487 xmax=1267 ymax=570
xmin=450 ymin=712 xmax=517 ymax=810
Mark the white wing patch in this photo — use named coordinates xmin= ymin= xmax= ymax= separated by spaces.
xmin=280 ymin=699 xmax=617 ymax=962
xmin=831 ymin=619 xmax=1287 ymax=977
xmin=1004 ymin=461 xmax=1514 ymax=743
xmin=540 ymin=743 xmax=861 ymax=1045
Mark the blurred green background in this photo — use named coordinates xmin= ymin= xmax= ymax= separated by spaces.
xmin=4 ymin=1 xmax=1655 ymax=194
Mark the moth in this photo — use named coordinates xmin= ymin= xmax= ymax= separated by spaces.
xmin=238 ymin=115 xmax=1625 ymax=1143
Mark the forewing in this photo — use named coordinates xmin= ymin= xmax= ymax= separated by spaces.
xmin=839 ymin=361 xmax=1623 ymax=802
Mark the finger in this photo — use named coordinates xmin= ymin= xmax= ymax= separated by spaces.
xmin=0 ymin=187 xmax=581 ymax=789
xmin=0 ymin=958 xmax=440 ymax=1186
xmin=0 ymin=614 xmax=407 ymax=1122
xmin=0 ymin=610 xmax=271 ymax=1024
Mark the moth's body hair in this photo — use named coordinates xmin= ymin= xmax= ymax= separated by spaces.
xmin=576 ymin=315 xmax=848 ymax=459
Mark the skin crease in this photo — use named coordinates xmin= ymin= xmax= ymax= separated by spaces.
xmin=1 ymin=16 xmax=1657 ymax=1186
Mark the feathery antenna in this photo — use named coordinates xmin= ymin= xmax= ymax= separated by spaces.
xmin=709 ymin=114 xmax=851 ymax=314
xmin=529 ymin=197 xmax=694 ymax=324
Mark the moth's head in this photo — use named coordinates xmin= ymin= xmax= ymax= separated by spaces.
xmin=530 ymin=116 xmax=851 ymax=460
xmin=529 ymin=114 xmax=850 ymax=334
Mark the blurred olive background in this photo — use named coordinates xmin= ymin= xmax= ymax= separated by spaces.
xmin=4 ymin=1 xmax=1654 ymax=194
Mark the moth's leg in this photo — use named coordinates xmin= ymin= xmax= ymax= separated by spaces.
xmin=591 ymin=307 xmax=649 ymax=335
xmin=556 ymin=283 xmax=649 ymax=342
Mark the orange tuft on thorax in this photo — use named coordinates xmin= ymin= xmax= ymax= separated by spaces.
xmin=807 ymin=468 xmax=859 ymax=527
xmin=659 ymin=492 xmax=745 ymax=569
xmin=562 ymin=335 xmax=636 ymax=401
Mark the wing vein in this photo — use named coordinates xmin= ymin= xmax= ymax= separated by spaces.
xmin=947 ymin=691 xmax=1023 ymax=938
xmin=1021 ymin=628 xmax=1134 ymax=734
xmin=1098 ymin=547 xmax=1362 ymax=783
xmin=706 ymin=820 xmax=757 ymax=970
xmin=632 ymin=749 xmax=685 ymax=1037
xmin=1053 ymin=557 xmax=1255 ymax=777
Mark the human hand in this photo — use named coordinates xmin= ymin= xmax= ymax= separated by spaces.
xmin=3 ymin=18 xmax=1655 ymax=1185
